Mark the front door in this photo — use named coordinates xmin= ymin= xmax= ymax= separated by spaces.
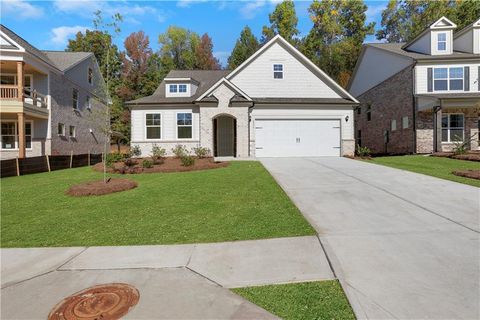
xmin=214 ymin=116 xmax=236 ymax=157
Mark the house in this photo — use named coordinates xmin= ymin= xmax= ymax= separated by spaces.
xmin=0 ymin=24 xmax=108 ymax=160
xmin=348 ymin=16 xmax=480 ymax=155
xmin=126 ymin=35 xmax=358 ymax=158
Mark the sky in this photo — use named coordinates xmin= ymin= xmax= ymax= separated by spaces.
xmin=1 ymin=0 xmax=388 ymax=66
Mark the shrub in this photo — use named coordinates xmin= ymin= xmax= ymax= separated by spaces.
xmin=193 ymin=146 xmax=211 ymax=158
xmin=129 ymin=145 xmax=142 ymax=158
xmin=356 ymin=145 xmax=371 ymax=158
xmin=180 ymin=155 xmax=195 ymax=167
xmin=106 ymin=152 xmax=124 ymax=167
xmin=142 ymin=159 xmax=153 ymax=168
xmin=151 ymin=144 xmax=166 ymax=164
xmin=172 ymin=144 xmax=188 ymax=158
xmin=124 ymin=158 xmax=137 ymax=167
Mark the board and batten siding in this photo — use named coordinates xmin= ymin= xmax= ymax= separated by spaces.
xmin=415 ymin=61 xmax=480 ymax=94
xmin=229 ymin=42 xmax=341 ymax=98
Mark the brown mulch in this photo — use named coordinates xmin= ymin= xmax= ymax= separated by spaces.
xmin=452 ymin=169 xmax=480 ymax=180
xmin=93 ymin=157 xmax=229 ymax=174
xmin=66 ymin=178 xmax=138 ymax=196
xmin=432 ymin=152 xmax=480 ymax=162
xmin=344 ymin=155 xmax=372 ymax=160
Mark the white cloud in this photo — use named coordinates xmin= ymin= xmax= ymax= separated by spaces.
xmin=51 ymin=25 xmax=88 ymax=46
xmin=53 ymin=0 xmax=102 ymax=15
xmin=177 ymin=0 xmax=208 ymax=8
xmin=213 ymin=51 xmax=230 ymax=67
xmin=366 ymin=2 xmax=387 ymax=23
xmin=240 ymin=0 xmax=266 ymax=19
xmin=1 ymin=0 xmax=44 ymax=19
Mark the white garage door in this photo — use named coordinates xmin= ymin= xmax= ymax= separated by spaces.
xmin=255 ymin=119 xmax=341 ymax=157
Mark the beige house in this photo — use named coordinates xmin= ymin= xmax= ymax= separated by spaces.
xmin=0 ymin=24 xmax=108 ymax=160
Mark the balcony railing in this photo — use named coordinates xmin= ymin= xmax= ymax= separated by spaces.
xmin=0 ymin=86 xmax=47 ymax=108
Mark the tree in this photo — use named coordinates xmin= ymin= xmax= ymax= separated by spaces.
xmin=195 ymin=33 xmax=221 ymax=70
xmin=302 ymin=0 xmax=374 ymax=87
xmin=227 ymin=26 xmax=259 ymax=70
xmin=453 ymin=0 xmax=480 ymax=30
xmin=261 ymin=0 xmax=299 ymax=45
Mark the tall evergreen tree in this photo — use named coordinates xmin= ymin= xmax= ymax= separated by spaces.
xmin=195 ymin=33 xmax=221 ymax=70
xmin=227 ymin=26 xmax=259 ymax=70
xmin=261 ymin=0 xmax=299 ymax=45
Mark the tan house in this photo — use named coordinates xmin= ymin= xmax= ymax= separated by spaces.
xmin=0 ymin=24 xmax=108 ymax=160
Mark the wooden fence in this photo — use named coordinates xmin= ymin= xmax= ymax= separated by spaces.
xmin=1 ymin=153 xmax=103 ymax=178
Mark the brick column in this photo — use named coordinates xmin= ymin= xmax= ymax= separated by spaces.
xmin=16 ymin=61 xmax=24 ymax=102
xmin=18 ymin=112 xmax=26 ymax=158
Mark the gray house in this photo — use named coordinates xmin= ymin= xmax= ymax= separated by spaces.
xmin=0 ymin=24 xmax=108 ymax=160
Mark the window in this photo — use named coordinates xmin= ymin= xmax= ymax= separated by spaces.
xmin=442 ymin=114 xmax=464 ymax=142
xmin=437 ymin=33 xmax=447 ymax=51
xmin=85 ymin=96 xmax=91 ymax=109
xmin=357 ymin=129 xmax=362 ymax=147
xmin=1 ymin=122 xmax=32 ymax=149
xmin=69 ymin=126 xmax=76 ymax=138
xmin=25 ymin=122 xmax=31 ymax=148
xmin=179 ymin=84 xmax=187 ymax=93
xmin=357 ymin=107 xmax=361 ymax=115
xmin=177 ymin=113 xmax=192 ymax=139
xmin=169 ymin=84 xmax=178 ymax=93
xmin=273 ymin=64 xmax=283 ymax=79
xmin=58 ymin=123 xmax=65 ymax=136
xmin=1 ymin=74 xmax=32 ymax=94
xmin=402 ymin=116 xmax=409 ymax=129
xmin=146 ymin=113 xmax=161 ymax=139
xmin=391 ymin=119 xmax=397 ymax=131
xmin=366 ymin=105 xmax=372 ymax=121
xmin=72 ymin=88 xmax=79 ymax=109
xmin=434 ymin=67 xmax=463 ymax=91
xmin=88 ymin=68 xmax=93 ymax=84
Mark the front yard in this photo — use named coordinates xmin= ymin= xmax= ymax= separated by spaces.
xmin=369 ymin=155 xmax=480 ymax=187
xmin=1 ymin=162 xmax=315 ymax=248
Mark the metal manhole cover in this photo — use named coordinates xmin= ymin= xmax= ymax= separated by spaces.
xmin=48 ymin=283 xmax=139 ymax=320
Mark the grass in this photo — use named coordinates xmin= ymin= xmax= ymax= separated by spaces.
xmin=232 ymin=280 xmax=355 ymax=320
xmin=1 ymin=162 xmax=315 ymax=248
xmin=368 ymin=155 xmax=480 ymax=187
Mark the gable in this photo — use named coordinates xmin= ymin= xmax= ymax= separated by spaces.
xmin=0 ymin=33 xmax=22 ymax=51
xmin=431 ymin=17 xmax=456 ymax=29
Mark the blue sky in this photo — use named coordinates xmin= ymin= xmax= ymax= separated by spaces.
xmin=1 ymin=0 xmax=388 ymax=66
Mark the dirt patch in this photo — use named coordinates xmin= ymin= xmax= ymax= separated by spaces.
xmin=432 ymin=152 xmax=480 ymax=162
xmin=66 ymin=179 xmax=138 ymax=196
xmin=93 ymin=157 xmax=229 ymax=174
xmin=452 ymin=169 xmax=480 ymax=180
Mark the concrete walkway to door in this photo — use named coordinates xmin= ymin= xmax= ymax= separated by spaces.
xmin=261 ymin=157 xmax=479 ymax=320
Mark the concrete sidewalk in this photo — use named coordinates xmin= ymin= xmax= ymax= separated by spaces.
xmin=1 ymin=236 xmax=333 ymax=319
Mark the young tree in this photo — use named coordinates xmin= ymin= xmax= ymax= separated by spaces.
xmin=227 ymin=26 xmax=259 ymax=70
xmin=195 ymin=33 xmax=221 ymax=70
xmin=261 ymin=0 xmax=299 ymax=45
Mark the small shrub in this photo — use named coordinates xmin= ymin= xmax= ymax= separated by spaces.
xmin=172 ymin=144 xmax=188 ymax=158
xmin=142 ymin=159 xmax=153 ymax=168
xmin=123 ymin=158 xmax=137 ymax=168
xmin=129 ymin=145 xmax=142 ymax=158
xmin=193 ymin=146 xmax=211 ymax=159
xmin=356 ymin=145 xmax=371 ymax=158
xmin=151 ymin=144 xmax=166 ymax=164
xmin=180 ymin=155 xmax=195 ymax=167
xmin=106 ymin=152 xmax=124 ymax=167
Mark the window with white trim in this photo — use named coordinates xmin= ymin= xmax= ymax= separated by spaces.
xmin=391 ymin=119 xmax=397 ymax=131
xmin=177 ymin=113 xmax=192 ymax=139
xmin=273 ymin=64 xmax=283 ymax=79
xmin=1 ymin=122 xmax=32 ymax=149
xmin=434 ymin=67 xmax=463 ymax=91
xmin=169 ymin=84 xmax=178 ymax=93
xmin=402 ymin=116 xmax=409 ymax=129
xmin=69 ymin=125 xmax=76 ymax=138
xmin=72 ymin=88 xmax=79 ymax=109
xmin=442 ymin=114 xmax=464 ymax=142
xmin=58 ymin=123 xmax=65 ymax=136
xmin=437 ymin=33 xmax=447 ymax=51
xmin=146 ymin=113 xmax=161 ymax=139
xmin=179 ymin=84 xmax=187 ymax=93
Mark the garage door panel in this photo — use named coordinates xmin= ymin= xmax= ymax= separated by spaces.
xmin=255 ymin=119 xmax=340 ymax=157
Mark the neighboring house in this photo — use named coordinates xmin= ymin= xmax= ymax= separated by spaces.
xmin=0 ymin=25 xmax=108 ymax=160
xmin=349 ymin=17 xmax=480 ymax=155
xmin=127 ymin=35 xmax=358 ymax=158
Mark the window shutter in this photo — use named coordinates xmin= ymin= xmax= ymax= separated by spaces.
xmin=427 ymin=68 xmax=433 ymax=92
xmin=464 ymin=66 xmax=470 ymax=91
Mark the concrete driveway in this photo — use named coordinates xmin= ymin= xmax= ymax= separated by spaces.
xmin=261 ymin=157 xmax=480 ymax=320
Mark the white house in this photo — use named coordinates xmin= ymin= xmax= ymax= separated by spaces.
xmin=126 ymin=35 xmax=358 ymax=158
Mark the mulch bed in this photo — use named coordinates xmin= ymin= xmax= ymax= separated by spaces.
xmin=93 ymin=157 xmax=229 ymax=174
xmin=432 ymin=152 xmax=480 ymax=162
xmin=344 ymin=155 xmax=372 ymax=160
xmin=66 ymin=178 xmax=138 ymax=196
xmin=452 ymin=169 xmax=480 ymax=180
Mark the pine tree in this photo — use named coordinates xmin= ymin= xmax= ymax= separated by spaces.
xmin=261 ymin=0 xmax=299 ymax=45
xmin=227 ymin=26 xmax=259 ymax=70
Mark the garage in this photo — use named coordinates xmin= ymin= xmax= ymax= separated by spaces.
xmin=254 ymin=119 xmax=341 ymax=157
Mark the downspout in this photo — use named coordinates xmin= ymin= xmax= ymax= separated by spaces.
xmin=248 ymin=102 xmax=255 ymax=158
xmin=412 ymin=63 xmax=417 ymax=154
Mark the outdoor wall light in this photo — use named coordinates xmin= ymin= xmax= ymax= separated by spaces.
xmin=345 ymin=115 xmax=349 ymax=122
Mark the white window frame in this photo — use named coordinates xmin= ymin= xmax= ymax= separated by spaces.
xmin=273 ymin=64 xmax=283 ymax=79
xmin=88 ymin=67 xmax=93 ymax=85
xmin=433 ymin=67 xmax=464 ymax=92
xmin=58 ymin=123 xmax=65 ymax=136
xmin=391 ymin=119 xmax=397 ymax=131
xmin=1 ymin=121 xmax=33 ymax=150
xmin=69 ymin=125 xmax=76 ymax=138
xmin=402 ymin=116 xmax=409 ymax=129
xmin=169 ymin=84 xmax=178 ymax=93
xmin=178 ymin=84 xmax=187 ymax=93
xmin=145 ymin=113 xmax=162 ymax=140
xmin=176 ymin=112 xmax=193 ymax=140
xmin=437 ymin=33 xmax=447 ymax=51
xmin=72 ymin=88 xmax=79 ymax=109
xmin=442 ymin=113 xmax=464 ymax=142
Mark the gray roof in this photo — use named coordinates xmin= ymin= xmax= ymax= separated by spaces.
xmin=42 ymin=51 xmax=93 ymax=71
xmin=252 ymin=97 xmax=357 ymax=105
xmin=126 ymin=70 xmax=230 ymax=105
xmin=368 ymin=43 xmax=480 ymax=60
xmin=416 ymin=92 xmax=480 ymax=99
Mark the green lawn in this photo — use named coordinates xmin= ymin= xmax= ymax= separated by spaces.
xmin=368 ymin=155 xmax=480 ymax=187
xmin=232 ymin=280 xmax=355 ymax=320
xmin=1 ymin=162 xmax=315 ymax=248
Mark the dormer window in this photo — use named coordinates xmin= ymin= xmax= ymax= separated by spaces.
xmin=179 ymin=84 xmax=187 ymax=93
xmin=437 ymin=33 xmax=447 ymax=51
xmin=169 ymin=84 xmax=178 ymax=93
xmin=273 ymin=64 xmax=283 ymax=79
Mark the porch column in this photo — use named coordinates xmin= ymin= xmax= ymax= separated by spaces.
xmin=17 ymin=112 xmax=26 ymax=158
xmin=16 ymin=61 xmax=24 ymax=102
xmin=434 ymin=106 xmax=442 ymax=152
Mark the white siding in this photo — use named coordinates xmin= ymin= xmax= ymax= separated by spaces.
xmin=349 ymin=46 xmax=413 ymax=97
xmin=475 ymin=28 xmax=480 ymax=54
xmin=409 ymin=32 xmax=432 ymax=55
xmin=415 ymin=61 xmax=480 ymax=94
xmin=229 ymin=42 xmax=341 ymax=98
